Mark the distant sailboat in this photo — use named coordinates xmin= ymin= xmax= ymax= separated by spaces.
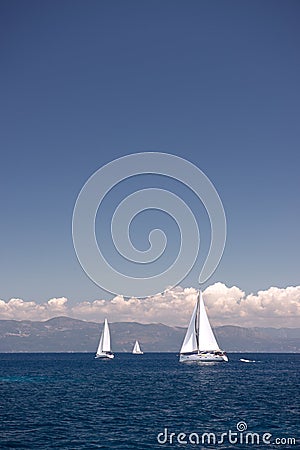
xmin=95 ymin=318 xmax=114 ymax=359
xmin=179 ymin=291 xmax=228 ymax=362
xmin=132 ymin=340 xmax=143 ymax=355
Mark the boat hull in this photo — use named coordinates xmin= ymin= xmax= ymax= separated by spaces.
xmin=95 ymin=353 xmax=114 ymax=359
xmin=179 ymin=352 xmax=228 ymax=363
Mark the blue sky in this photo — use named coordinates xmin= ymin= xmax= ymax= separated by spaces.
xmin=1 ymin=0 xmax=299 ymax=305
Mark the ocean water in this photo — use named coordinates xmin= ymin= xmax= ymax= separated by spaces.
xmin=0 ymin=353 xmax=298 ymax=449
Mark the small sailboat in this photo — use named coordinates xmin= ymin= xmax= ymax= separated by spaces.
xmin=179 ymin=291 xmax=228 ymax=363
xmin=95 ymin=318 xmax=114 ymax=359
xmin=132 ymin=340 xmax=143 ymax=355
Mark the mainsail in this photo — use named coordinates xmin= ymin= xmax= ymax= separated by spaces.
xmin=198 ymin=292 xmax=220 ymax=351
xmin=180 ymin=297 xmax=199 ymax=353
xmin=96 ymin=318 xmax=111 ymax=355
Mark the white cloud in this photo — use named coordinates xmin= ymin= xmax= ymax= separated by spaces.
xmin=0 ymin=283 xmax=299 ymax=327
xmin=47 ymin=297 xmax=68 ymax=311
xmin=0 ymin=298 xmax=47 ymax=321
xmin=203 ymin=283 xmax=300 ymax=327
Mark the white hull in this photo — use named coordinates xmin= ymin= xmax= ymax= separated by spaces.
xmin=180 ymin=352 xmax=228 ymax=363
xmin=95 ymin=352 xmax=114 ymax=359
xmin=132 ymin=351 xmax=144 ymax=355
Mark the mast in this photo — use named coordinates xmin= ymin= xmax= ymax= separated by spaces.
xmin=195 ymin=291 xmax=200 ymax=351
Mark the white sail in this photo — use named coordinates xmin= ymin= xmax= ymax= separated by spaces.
xmin=96 ymin=330 xmax=104 ymax=355
xmin=180 ymin=291 xmax=220 ymax=353
xmin=96 ymin=318 xmax=111 ymax=355
xmin=179 ymin=291 xmax=227 ymax=362
xmin=198 ymin=292 xmax=220 ymax=351
xmin=180 ymin=298 xmax=199 ymax=353
xmin=132 ymin=340 xmax=143 ymax=354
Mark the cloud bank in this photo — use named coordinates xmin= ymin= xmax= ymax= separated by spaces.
xmin=0 ymin=283 xmax=299 ymax=327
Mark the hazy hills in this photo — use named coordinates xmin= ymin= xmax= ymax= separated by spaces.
xmin=0 ymin=317 xmax=299 ymax=353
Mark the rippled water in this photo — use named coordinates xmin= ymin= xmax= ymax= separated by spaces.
xmin=0 ymin=353 xmax=298 ymax=449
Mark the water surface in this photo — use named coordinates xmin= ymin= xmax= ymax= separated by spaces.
xmin=0 ymin=353 xmax=298 ymax=449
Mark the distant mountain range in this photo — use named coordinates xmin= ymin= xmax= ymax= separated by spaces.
xmin=0 ymin=317 xmax=299 ymax=353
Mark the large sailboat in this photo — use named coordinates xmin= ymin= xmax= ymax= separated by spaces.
xmin=132 ymin=340 xmax=143 ymax=355
xmin=179 ymin=291 xmax=228 ymax=363
xmin=95 ymin=318 xmax=114 ymax=359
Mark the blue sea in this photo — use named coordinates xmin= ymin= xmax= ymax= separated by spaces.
xmin=0 ymin=353 xmax=298 ymax=449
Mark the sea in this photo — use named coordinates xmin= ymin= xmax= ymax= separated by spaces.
xmin=0 ymin=353 xmax=298 ymax=449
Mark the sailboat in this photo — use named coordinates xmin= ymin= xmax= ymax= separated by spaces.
xmin=179 ymin=291 xmax=228 ymax=363
xmin=132 ymin=340 xmax=143 ymax=355
xmin=95 ymin=318 xmax=114 ymax=359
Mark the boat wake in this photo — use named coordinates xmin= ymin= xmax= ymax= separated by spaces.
xmin=240 ymin=358 xmax=257 ymax=363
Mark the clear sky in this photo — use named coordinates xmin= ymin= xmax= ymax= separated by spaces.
xmin=1 ymin=1 xmax=299 ymax=310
